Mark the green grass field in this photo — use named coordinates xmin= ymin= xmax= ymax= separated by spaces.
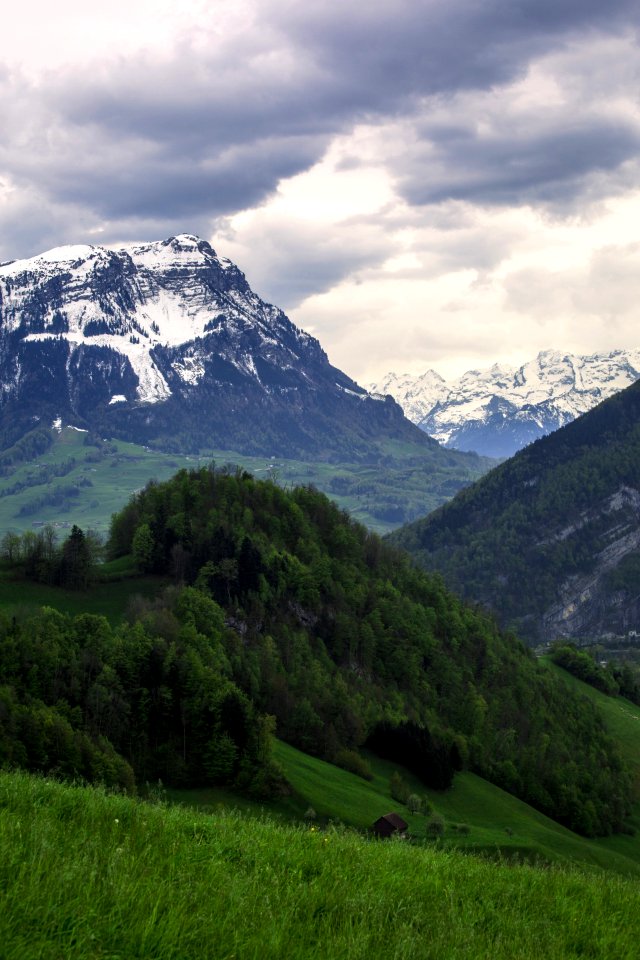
xmin=161 ymin=646 xmax=640 ymax=881
xmin=168 ymin=739 xmax=640 ymax=878
xmin=2 ymin=770 xmax=640 ymax=960
xmin=0 ymin=429 xmax=202 ymax=538
xmin=165 ymin=649 xmax=640 ymax=879
xmin=0 ymin=427 xmax=490 ymax=537
xmin=541 ymin=659 xmax=640 ymax=772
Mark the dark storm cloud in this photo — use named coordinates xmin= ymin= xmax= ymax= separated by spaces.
xmin=1 ymin=0 xmax=639 ymax=260
xmin=279 ymin=0 xmax=638 ymax=100
xmin=34 ymin=134 xmax=327 ymax=221
xmin=400 ymin=117 xmax=640 ymax=207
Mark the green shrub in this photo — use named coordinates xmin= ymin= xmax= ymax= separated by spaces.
xmin=390 ymin=771 xmax=410 ymax=805
xmin=334 ymin=749 xmax=373 ymax=781
xmin=426 ymin=813 xmax=446 ymax=838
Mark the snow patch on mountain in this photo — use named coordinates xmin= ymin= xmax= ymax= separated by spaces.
xmin=24 ymin=331 xmax=171 ymax=403
xmin=368 ymin=369 xmax=448 ymax=423
xmin=0 ymin=234 xmax=284 ymax=405
xmin=171 ymin=357 xmax=206 ymax=385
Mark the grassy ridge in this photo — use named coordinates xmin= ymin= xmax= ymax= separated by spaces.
xmin=2 ymin=770 xmax=639 ymax=960
xmin=283 ymin=744 xmax=640 ymax=875
xmin=542 ymin=660 xmax=640 ymax=773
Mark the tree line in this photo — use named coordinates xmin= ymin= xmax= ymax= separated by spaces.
xmin=1 ymin=524 xmax=102 ymax=589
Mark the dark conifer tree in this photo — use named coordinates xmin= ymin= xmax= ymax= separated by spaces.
xmin=59 ymin=525 xmax=92 ymax=590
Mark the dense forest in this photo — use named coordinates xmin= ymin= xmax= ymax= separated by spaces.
xmin=0 ymin=466 xmax=634 ymax=836
xmin=0 ymin=595 xmax=281 ymax=798
xmin=389 ymin=379 xmax=640 ymax=641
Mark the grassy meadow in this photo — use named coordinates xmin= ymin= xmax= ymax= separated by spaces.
xmin=280 ymin=741 xmax=640 ymax=875
xmin=0 ymin=566 xmax=165 ymax=624
xmin=2 ymin=769 xmax=640 ymax=960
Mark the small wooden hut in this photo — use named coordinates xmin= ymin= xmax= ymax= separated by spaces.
xmin=371 ymin=812 xmax=408 ymax=838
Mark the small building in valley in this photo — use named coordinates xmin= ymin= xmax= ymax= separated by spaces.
xmin=371 ymin=812 xmax=408 ymax=838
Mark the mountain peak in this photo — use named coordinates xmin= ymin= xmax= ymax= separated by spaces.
xmin=0 ymin=235 xmax=230 ymax=280
xmin=120 ymin=234 xmax=227 ymax=268
xmin=0 ymin=235 xmax=429 ymax=460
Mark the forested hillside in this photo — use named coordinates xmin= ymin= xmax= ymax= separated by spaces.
xmin=389 ymin=379 xmax=640 ymax=643
xmin=94 ymin=466 xmax=631 ymax=836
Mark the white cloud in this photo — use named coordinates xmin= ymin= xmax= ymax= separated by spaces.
xmin=279 ymin=188 xmax=640 ymax=382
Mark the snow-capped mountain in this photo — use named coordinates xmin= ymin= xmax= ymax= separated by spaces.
xmin=0 ymin=235 xmax=428 ymax=458
xmin=370 ymin=350 xmax=640 ymax=458
xmin=368 ymin=370 xmax=449 ymax=425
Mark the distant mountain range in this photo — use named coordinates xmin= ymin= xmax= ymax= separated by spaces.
xmin=0 ymin=235 xmax=437 ymax=461
xmin=370 ymin=350 xmax=640 ymax=458
xmin=389 ymin=378 xmax=640 ymax=644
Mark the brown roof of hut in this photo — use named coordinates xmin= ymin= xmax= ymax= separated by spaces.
xmin=372 ymin=812 xmax=408 ymax=838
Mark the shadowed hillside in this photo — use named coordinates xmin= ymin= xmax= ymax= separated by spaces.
xmin=390 ymin=379 xmax=640 ymax=643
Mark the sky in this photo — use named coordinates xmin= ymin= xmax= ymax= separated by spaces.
xmin=1 ymin=1 xmax=639 ymax=383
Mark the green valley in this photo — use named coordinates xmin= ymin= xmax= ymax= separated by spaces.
xmin=1 ymin=466 xmax=640 ymax=958
xmin=0 ymin=466 xmax=634 ymax=837
xmin=0 ymin=425 xmax=492 ymax=538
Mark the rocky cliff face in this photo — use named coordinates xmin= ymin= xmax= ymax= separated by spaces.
xmin=371 ymin=350 xmax=640 ymax=458
xmin=541 ymin=487 xmax=640 ymax=641
xmin=0 ymin=235 xmax=429 ymax=459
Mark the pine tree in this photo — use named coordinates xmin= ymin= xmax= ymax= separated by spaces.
xmin=59 ymin=525 xmax=92 ymax=590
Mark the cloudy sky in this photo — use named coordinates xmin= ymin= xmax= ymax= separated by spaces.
xmin=1 ymin=0 xmax=640 ymax=382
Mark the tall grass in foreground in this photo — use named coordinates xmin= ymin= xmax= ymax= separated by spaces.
xmin=1 ymin=771 xmax=638 ymax=960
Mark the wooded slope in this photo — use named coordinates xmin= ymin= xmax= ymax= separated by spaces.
xmin=99 ymin=466 xmax=633 ymax=835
